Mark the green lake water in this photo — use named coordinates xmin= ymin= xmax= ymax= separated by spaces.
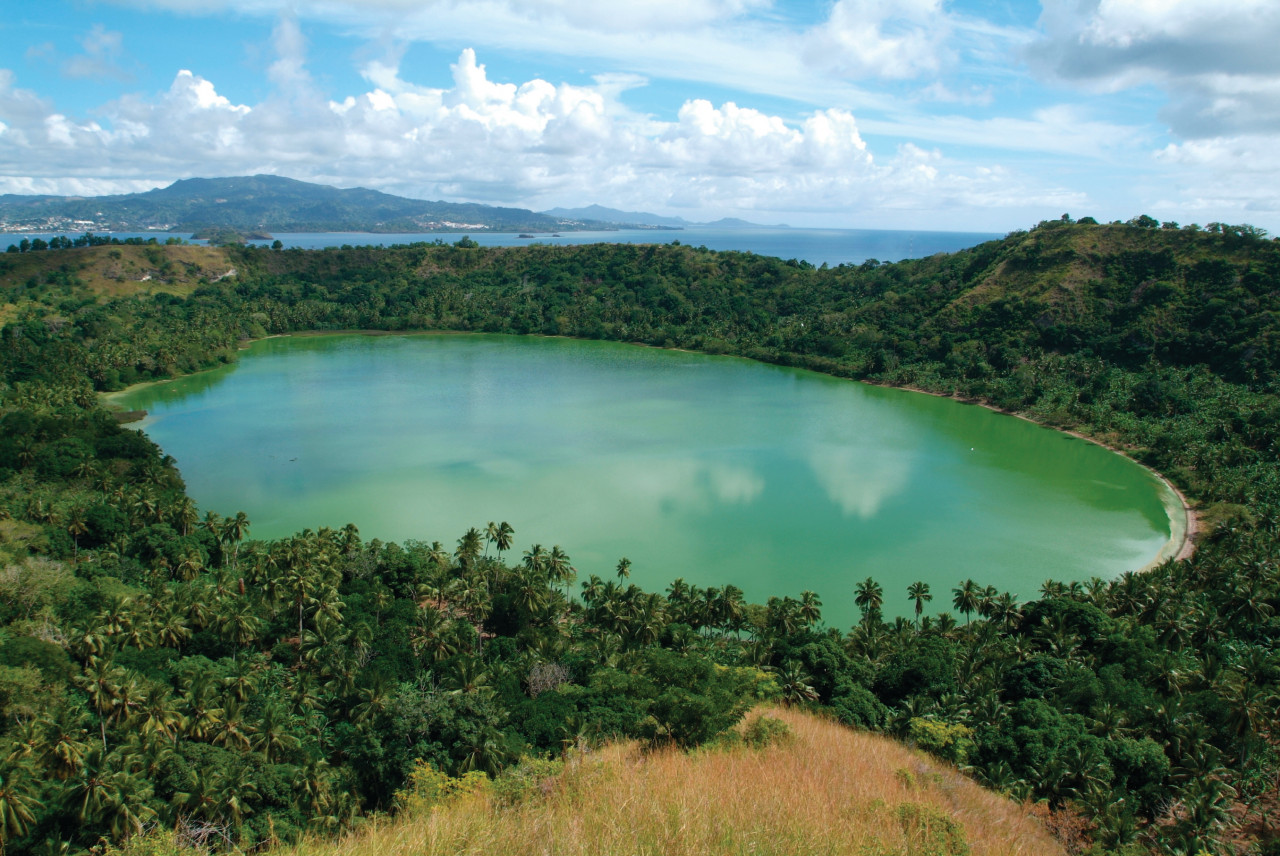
xmin=113 ymin=333 xmax=1181 ymax=628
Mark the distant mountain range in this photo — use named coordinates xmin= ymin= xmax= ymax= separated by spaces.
xmin=0 ymin=176 xmax=777 ymax=235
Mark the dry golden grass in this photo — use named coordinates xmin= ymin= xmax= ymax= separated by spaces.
xmin=289 ymin=707 xmax=1063 ymax=856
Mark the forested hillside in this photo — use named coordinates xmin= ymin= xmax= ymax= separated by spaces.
xmin=0 ymin=217 xmax=1277 ymax=856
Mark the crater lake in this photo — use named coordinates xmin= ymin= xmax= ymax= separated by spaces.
xmin=112 ymin=333 xmax=1182 ymax=627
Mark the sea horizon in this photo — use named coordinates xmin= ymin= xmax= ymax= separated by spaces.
xmin=1 ymin=224 xmax=1004 ymax=268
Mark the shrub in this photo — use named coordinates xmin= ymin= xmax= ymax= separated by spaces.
xmin=393 ymin=760 xmax=489 ymax=814
xmin=907 ymin=718 xmax=975 ymax=766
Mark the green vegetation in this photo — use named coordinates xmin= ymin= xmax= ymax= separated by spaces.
xmin=0 ymin=216 xmax=1277 ymax=855
xmin=103 ymin=708 xmax=1064 ymax=856
xmin=189 ymin=228 xmax=272 ymax=246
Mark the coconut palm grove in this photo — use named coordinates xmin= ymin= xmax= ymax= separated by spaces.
xmin=0 ymin=216 xmax=1279 ymax=855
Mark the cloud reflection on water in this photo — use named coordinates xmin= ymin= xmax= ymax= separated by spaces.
xmin=807 ymin=443 xmax=912 ymax=518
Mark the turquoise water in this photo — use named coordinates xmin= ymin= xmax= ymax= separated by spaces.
xmin=115 ymin=334 xmax=1178 ymax=627
xmin=248 ymin=227 xmax=1000 ymax=266
xmin=3 ymin=226 xmax=1000 ymax=267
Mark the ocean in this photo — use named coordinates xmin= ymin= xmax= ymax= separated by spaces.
xmin=1 ymin=225 xmax=1002 ymax=268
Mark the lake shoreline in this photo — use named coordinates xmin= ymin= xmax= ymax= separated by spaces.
xmin=104 ymin=327 xmax=1194 ymax=578
xmin=865 ymin=380 xmax=1198 ymax=566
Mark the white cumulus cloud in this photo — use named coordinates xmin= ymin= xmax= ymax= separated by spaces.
xmin=1026 ymin=0 xmax=1280 ymax=224
xmin=804 ymin=0 xmax=951 ymax=80
xmin=0 ymin=19 xmax=1098 ymax=227
xmin=1031 ymin=0 xmax=1280 ymax=137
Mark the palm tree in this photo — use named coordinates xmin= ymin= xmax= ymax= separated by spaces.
xmin=339 ymin=522 xmax=361 ymax=553
xmin=629 ymin=593 xmax=667 ymax=647
xmin=76 ymin=657 xmax=126 ymax=750
xmin=952 ymin=579 xmax=981 ymax=624
xmin=217 ymin=599 xmax=262 ymax=658
xmin=854 ymin=577 xmax=884 ymax=624
xmin=70 ymin=746 xmax=156 ymax=842
xmin=767 ymin=596 xmax=800 ymax=637
xmin=410 ymin=607 xmax=459 ymax=663
xmin=173 ymin=766 xmax=222 ymax=823
xmin=252 ymin=703 xmax=301 ymax=762
xmin=0 ymin=761 xmax=42 ymax=848
xmin=775 ymin=661 xmax=819 ymax=706
xmin=222 ymin=511 xmax=251 ymax=571
xmin=615 ymin=557 xmax=632 ymax=580
xmin=988 ymin=592 xmax=1023 ymax=631
xmin=977 ymin=584 xmax=999 ymax=619
xmin=66 ymin=505 xmax=88 ymax=564
xmin=292 ymin=759 xmax=334 ymax=819
xmin=522 ymin=544 xmax=548 ymax=576
xmin=933 ymin=612 xmax=958 ymax=637
xmin=26 ymin=498 xmax=58 ymax=526
xmin=118 ymin=731 xmax=174 ymax=784
xmin=1040 ymin=578 xmax=1067 ymax=599
xmin=720 ymin=585 xmax=746 ymax=637
xmin=134 ymin=684 xmax=184 ymax=744
xmin=214 ymin=700 xmax=256 ymax=753
xmin=202 ymin=511 xmax=225 ymax=543
xmin=906 ymin=581 xmax=932 ymax=628
xmin=222 ymin=660 xmax=260 ymax=703
xmin=547 ymin=545 xmax=575 ymax=590
xmin=154 ymin=603 xmax=192 ymax=650
xmin=173 ymin=551 xmax=205 ymax=583
xmin=180 ymin=678 xmax=225 ymax=741
xmin=312 ymin=585 xmax=346 ymax=635
xmin=581 ymin=574 xmax=606 ymax=606
xmin=459 ymin=726 xmax=507 ymax=775
xmin=1228 ymin=578 xmax=1277 ymax=623
xmin=215 ymin=765 xmax=260 ymax=832
xmin=493 ymin=521 xmax=514 ymax=560
xmin=452 ymin=656 xmax=494 ymax=695
xmin=41 ymin=709 xmax=90 ymax=780
xmin=284 ymin=563 xmax=319 ymax=639
xmin=350 ymin=680 xmax=391 ymax=726
xmin=799 ymin=590 xmax=823 ymax=626
xmin=484 ymin=521 xmax=502 ymax=558
xmin=288 ymin=674 xmax=324 ymax=719
xmin=425 ymin=541 xmax=452 ymax=574
xmin=455 ymin=527 xmax=484 ymax=571
xmin=507 ymin=556 xmax=548 ymax=621
xmin=1164 ymin=777 xmax=1237 ymax=855
xmin=173 ymin=497 xmax=199 ymax=536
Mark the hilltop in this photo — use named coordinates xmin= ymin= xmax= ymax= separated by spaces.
xmin=278 ymin=707 xmax=1063 ymax=856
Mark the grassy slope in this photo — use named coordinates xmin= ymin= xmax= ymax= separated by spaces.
xmin=283 ymin=707 xmax=1063 ymax=856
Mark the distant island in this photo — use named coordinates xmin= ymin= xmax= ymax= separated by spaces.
xmin=0 ymin=175 xmax=777 ymax=236
xmin=190 ymin=226 xmax=274 ymax=245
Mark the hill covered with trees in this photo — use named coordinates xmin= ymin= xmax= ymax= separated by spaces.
xmin=0 ymin=217 xmax=1277 ymax=855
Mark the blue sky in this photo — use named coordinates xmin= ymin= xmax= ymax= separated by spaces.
xmin=2 ymin=0 xmax=1278 ymax=232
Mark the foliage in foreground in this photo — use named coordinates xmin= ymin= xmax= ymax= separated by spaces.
xmin=104 ymin=707 xmax=1064 ymax=856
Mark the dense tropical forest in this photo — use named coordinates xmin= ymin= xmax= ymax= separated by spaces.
xmin=0 ymin=215 xmax=1278 ymax=855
